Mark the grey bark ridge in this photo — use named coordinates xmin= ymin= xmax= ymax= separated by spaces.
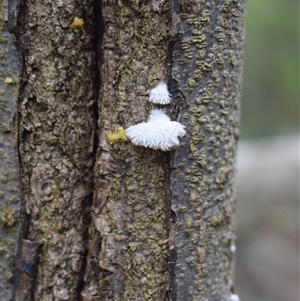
xmin=169 ymin=1 xmax=245 ymax=300
xmin=7 ymin=0 xmax=22 ymax=32
xmin=0 ymin=2 xmax=21 ymax=300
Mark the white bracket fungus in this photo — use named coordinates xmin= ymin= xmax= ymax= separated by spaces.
xmin=149 ymin=81 xmax=171 ymax=104
xmin=126 ymin=109 xmax=185 ymax=151
xmin=231 ymin=294 xmax=241 ymax=301
xmin=230 ymin=244 xmax=236 ymax=253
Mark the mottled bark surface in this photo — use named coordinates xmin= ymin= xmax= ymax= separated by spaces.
xmin=0 ymin=1 xmax=21 ymax=300
xmin=82 ymin=1 xmax=171 ymax=300
xmin=169 ymin=0 xmax=245 ymax=300
xmin=11 ymin=0 xmax=98 ymax=300
xmin=8 ymin=0 xmax=245 ymax=300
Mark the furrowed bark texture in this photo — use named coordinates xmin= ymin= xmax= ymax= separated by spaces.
xmin=7 ymin=0 xmax=245 ymax=300
xmin=12 ymin=0 xmax=97 ymax=300
xmin=82 ymin=1 xmax=171 ymax=300
xmin=0 ymin=2 xmax=21 ymax=300
xmin=169 ymin=1 xmax=245 ymax=300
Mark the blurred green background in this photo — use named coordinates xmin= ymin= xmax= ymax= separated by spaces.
xmin=235 ymin=1 xmax=299 ymax=301
xmin=240 ymin=0 xmax=299 ymax=139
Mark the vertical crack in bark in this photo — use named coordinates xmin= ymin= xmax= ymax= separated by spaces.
xmin=77 ymin=0 xmax=103 ymax=299
xmin=166 ymin=4 xmax=184 ymax=297
xmin=166 ymin=41 xmax=177 ymax=301
xmin=166 ymin=155 xmax=178 ymax=301
xmin=81 ymin=2 xmax=172 ymax=300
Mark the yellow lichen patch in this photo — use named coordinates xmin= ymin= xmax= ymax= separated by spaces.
xmin=2 ymin=207 xmax=16 ymax=227
xmin=4 ymin=77 xmax=14 ymax=84
xmin=108 ymin=127 xmax=129 ymax=144
xmin=71 ymin=17 xmax=84 ymax=33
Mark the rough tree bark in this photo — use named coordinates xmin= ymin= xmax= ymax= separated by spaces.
xmin=3 ymin=0 xmax=245 ymax=300
xmin=8 ymin=0 xmax=98 ymax=300
xmin=81 ymin=2 xmax=171 ymax=300
xmin=169 ymin=1 xmax=244 ymax=300
xmin=0 ymin=1 xmax=21 ymax=300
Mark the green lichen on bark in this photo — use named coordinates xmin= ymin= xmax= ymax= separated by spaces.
xmin=0 ymin=1 xmax=21 ymax=300
xmin=82 ymin=1 xmax=171 ymax=300
xmin=169 ymin=0 xmax=245 ymax=300
xmin=12 ymin=0 xmax=98 ymax=300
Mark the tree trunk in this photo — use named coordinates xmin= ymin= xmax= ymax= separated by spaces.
xmin=169 ymin=1 xmax=245 ymax=300
xmin=9 ymin=0 xmax=98 ymax=300
xmin=5 ymin=0 xmax=245 ymax=300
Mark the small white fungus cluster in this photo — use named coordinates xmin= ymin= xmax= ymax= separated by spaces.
xmin=231 ymin=294 xmax=241 ymax=301
xmin=230 ymin=244 xmax=236 ymax=253
xmin=126 ymin=109 xmax=185 ymax=151
xmin=125 ymin=81 xmax=185 ymax=150
xmin=149 ymin=81 xmax=171 ymax=104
